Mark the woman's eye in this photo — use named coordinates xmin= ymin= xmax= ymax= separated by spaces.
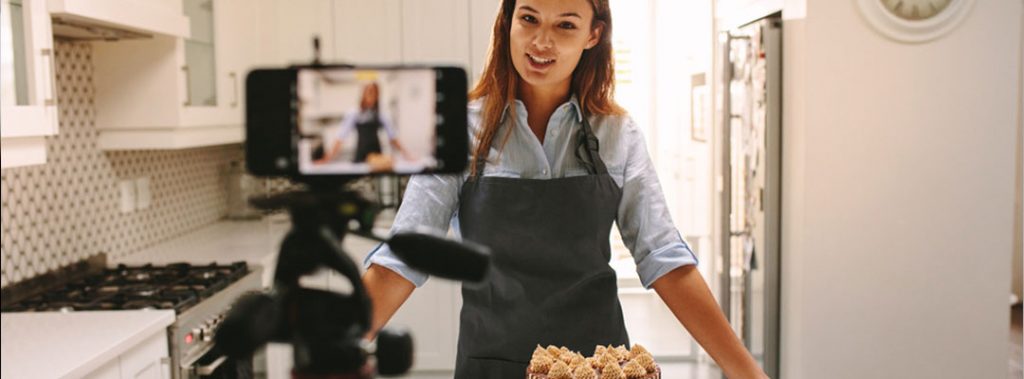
xmin=521 ymin=15 xmax=537 ymax=23
xmin=559 ymin=22 xmax=577 ymax=30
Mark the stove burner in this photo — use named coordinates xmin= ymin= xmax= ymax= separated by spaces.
xmin=0 ymin=261 xmax=247 ymax=313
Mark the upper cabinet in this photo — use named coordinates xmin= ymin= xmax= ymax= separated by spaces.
xmin=89 ymin=0 xmax=265 ymax=150
xmin=1 ymin=0 xmax=57 ymax=168
xmin=48 ymin=0 xmax=190 ymax=39
xmin=327 ymin=0 xmax=498 ymax=84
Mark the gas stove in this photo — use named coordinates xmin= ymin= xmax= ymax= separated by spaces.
xmin=1 ymin=262 xmax=249 ymax=313
xmin=0 ymin=254 xmax=263 ymax=378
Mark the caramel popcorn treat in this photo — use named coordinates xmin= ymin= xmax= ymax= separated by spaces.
xmin=549 ymin=361 xmax=573 ymax=379
xmin=526 ymin=343 xmax=660 ymax=379
xmin=574 ymin=364 xmax=597 ymax=379
xmin=601 ymin=361 xmax=625 ymax=379
xmin=622 ymin=361 xmax=646 ymax=379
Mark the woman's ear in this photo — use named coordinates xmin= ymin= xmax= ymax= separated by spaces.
xmin=585 ymin=23 xmax=604 ymax=50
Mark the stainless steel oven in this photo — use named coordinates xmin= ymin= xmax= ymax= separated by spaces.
xmin=170 ymin=268 xmax=262 ymax=379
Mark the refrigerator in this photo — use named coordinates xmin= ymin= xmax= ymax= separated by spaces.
xmin=716 ymin=15 xmax=782 ymax=379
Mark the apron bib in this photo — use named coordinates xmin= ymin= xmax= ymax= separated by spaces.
xmin=354 ymin=112 xmax=383 ymax=163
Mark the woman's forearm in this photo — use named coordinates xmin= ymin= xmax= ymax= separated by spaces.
xmin=362 ymin=264 xmax=416 ymax=340
xmin=651 ymin=265 xmax=768 ymax=379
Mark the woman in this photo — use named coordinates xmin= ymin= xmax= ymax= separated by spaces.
xmin=362 ymin=0 xmax=768 ymax=377
xmin=316 ymin=82 xmax=409 ymax=165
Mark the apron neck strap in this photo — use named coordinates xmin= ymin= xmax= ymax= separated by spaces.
xmin=575 ymin=112 xmax=609 ymax=175
xmin=472 ymin=107 xmax=610 ymax=177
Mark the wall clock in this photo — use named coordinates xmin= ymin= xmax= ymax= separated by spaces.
xmin=857 ymin=0 xmax=974 ymax=43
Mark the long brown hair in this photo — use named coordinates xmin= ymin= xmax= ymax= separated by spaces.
xmin=468 ymin=0 xmax=624 ymax=175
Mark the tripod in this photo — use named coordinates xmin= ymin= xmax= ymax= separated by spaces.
xmin=216 ymin=183 xmax=414 ymax=378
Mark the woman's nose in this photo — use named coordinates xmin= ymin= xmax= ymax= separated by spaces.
xmin=531 ymin=29 xmax=554 ymax=51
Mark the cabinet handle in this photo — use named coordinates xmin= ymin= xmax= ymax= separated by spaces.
xmin=159 ymin=357 xmax=171 ymax=379
xmin=230 ymin=71 xmax=238 ymax=108
xmin=182 ymin=65 xmax=192 ymax=106
xmin=41 ymin=49 xmax=56 ymax=106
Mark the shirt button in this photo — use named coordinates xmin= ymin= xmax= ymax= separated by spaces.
xmin=542 ymin=169 xmax=548 ymax=175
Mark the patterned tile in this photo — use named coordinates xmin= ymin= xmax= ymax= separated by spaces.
xmin=0 ymin=41 xmax=245 ymax=287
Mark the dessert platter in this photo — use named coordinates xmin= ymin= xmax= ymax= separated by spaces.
xmin=526 ymin=344 xmax=661 ymax=379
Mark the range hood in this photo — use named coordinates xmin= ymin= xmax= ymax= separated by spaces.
xmin=48 ymin=0 xmax=190 ymax=41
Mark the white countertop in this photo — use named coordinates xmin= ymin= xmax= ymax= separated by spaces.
xmin=0 ymin=310 xmax=175 ymax=379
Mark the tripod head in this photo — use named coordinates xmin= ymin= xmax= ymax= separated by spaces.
xmin=215 ymin=180 xmax=490 ymax=378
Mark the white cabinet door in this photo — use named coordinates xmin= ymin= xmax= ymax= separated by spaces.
xmin=261 ymin=0 xmax=334 ymax=66
xmin=119 ymin=331 xmax=170 ymax=379
xmin=84 ymin=358 xmax=122 ymax=379
xmin=215 ymin=0 xmax=264 ymax=121
xmin=400 ymin=0 xmax=470 ymax=69
xmin=1 ymin=0 xmax=57 ymax=168
xmin=333 ymin=0 xmax=402 ymax=65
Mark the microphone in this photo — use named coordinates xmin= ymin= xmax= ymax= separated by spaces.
xmin=385 ymin=231 xmax=490 ymax=282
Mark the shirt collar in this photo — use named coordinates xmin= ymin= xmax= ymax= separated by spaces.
xmin=499 ymin=94 xmax=584 ymax=124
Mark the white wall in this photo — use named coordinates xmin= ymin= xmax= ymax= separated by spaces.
xmin=780 ymin=1 xmax=1022 ymax=378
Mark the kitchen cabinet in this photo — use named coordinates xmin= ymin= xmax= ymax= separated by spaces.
xmin=400 ymin=0 xmax=470 ymax=68
xmin=331 ymin=0 xmax=499 ymax=84
xmin=261 ymin=0 xmax=334 ymax=66
xmin=84 ymin=331 xmax=170 ymax=379
xmin=332 ymin=0 xmax=402 ymax=64
xmin=331 ymin=0 xmax=472 ymax=69
xmin=0 ymin=0 xmax=57 ymax=169
xmin=90 ymin=0 xmax=266 ymax=150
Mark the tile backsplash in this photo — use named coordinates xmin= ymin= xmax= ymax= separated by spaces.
xmin=0 ymin=42 xmax=244 ymax=287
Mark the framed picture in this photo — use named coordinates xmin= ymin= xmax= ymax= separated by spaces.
xmin=690 ymin=73 xmax=708 ymax=143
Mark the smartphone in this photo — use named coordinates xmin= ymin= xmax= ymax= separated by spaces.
xmin=245 ymin=65 xmax=468 ymax=178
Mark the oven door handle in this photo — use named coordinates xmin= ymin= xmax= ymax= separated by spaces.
xmin=193 ymin=355 xmax=228 ymax=376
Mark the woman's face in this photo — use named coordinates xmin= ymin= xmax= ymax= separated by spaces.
xmin=509 ymin=0 xmax=601 ymax=94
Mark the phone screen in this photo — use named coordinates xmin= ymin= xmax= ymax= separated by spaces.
xmin=296 ymin=68 xmax=438 ymax=175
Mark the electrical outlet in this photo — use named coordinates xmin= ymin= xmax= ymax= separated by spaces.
xmin=136 ymin=177 xmax=152 ymax=210
xmin=119 ymin=180 xmax=136 ymax=213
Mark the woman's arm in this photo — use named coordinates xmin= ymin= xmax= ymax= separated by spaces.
xmin=362 ymin=263 xmax=416 ymax=340
xmin=651 ymin=265 xmax=768 ymax=379
xmin=316 ymin=139 xmax=343 ymax=164
xmin=389 ymin=138 xmax=413 ymax=160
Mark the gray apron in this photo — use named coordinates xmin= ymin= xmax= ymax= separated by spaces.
xmin=453 ymin=112 xmax=630 ymax=378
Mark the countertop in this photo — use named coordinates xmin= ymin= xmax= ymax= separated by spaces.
xmin=0 ymin=310 xmax=175 ymax=379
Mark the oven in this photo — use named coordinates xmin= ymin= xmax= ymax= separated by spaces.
xmin=167 ymin=265 xmax=262 ymax=379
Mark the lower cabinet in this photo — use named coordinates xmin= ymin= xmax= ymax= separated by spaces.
xmin=85 ymin=332 xmax=170 ymax=379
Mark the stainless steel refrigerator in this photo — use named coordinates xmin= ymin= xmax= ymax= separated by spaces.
xmin=716 ymin=15 xmax=782 ymax=379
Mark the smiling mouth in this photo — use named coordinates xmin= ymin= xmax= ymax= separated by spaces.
xmin=527 ymin=53 xmax=556 ymax=66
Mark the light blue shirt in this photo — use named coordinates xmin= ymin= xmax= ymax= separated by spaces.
xmin=363 ymin=96 xmax=697 ymax=289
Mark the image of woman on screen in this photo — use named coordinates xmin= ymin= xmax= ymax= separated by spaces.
xmin=315 ymin=82 xmax=411 ymax=165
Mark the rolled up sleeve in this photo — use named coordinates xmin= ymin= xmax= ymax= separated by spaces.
xmin=615 ymin=118 xmax=698 ymax=289
xmin=363 ymin=172 xmax=464 ymax=287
